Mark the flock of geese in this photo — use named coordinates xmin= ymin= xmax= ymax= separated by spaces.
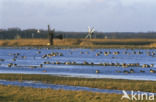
xmin=0 ymin=47 xmax=156 ymax=74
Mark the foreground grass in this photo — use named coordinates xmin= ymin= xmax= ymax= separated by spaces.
xmin=0 ymin=85 xmax=151 ymax=102
xmin=1 ymin=38 xmax=156 ymax=48
xmin=0 ymin=74 xmax=156 ymax=93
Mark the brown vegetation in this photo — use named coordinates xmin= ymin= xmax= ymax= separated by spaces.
xmin=0 ymin=85 xmax=120 ymax=102
xmin=0 ymin=74 xmax=156 ymax=93
xmin=0 ymin=85 xmax=152 ymax=102
xmin=0 ymin=38 xmax=156 ymax=48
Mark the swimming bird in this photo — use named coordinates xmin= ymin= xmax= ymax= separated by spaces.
xmin=116 ymin=71 xmax=121 ymax=73
xmin=8 ymin=63 xmax=13 ymax=67
xmin=96 ymin=70 xmax=100 ymax=74
xmin=140 ymin=70 xmax=145 ymax=73
xmin=55 ymin=61 xmax=61 ymax=64
xmin=130 ymin=69 xmax=134 ymax=73
xmin=123 ymin=70 xmax=130 ymax=74
xmin=37 ymin=51 xmax=41 ymax=54
xmin=12 ymin=58 xmax=16 ymax=61
xmin=150 ymin=69 xmax=156 ymax=73
xmin=40 ymin=64 xmax=43 ymax=68
xmin=42 ymin=70 xmax=47 ymax=72
xmin=65 ymin=62 xmax=71 ymax=65
xmin=83 ymin=61 xmax=89 ymax=65
xmin=96 ymin=53 xmax=100 ymax=56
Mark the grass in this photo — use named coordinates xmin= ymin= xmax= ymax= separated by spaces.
xmin=0 ymin=74 xmax=156 ymax=93
xmin=1 ymin=38 xmax=156 ymax=48
xmin=0 ymin=85 xmax=152 ymax=102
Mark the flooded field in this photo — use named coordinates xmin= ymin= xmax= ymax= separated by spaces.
xmin=0 ymin=47 xmax=156 ymax=81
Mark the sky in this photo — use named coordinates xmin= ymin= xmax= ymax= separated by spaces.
xmin=0 ymin=0 xmax=156 ymax=32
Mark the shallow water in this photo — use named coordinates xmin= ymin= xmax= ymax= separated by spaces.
xmin=0 ymin=47 xmax=156 ymax=81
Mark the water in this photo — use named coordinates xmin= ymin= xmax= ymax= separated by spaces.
xmin=0 ymin=47 xmax=156 ymax=81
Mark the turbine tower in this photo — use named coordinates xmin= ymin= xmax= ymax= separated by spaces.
xmin=85 ymin=26 xmax=95 ymax=39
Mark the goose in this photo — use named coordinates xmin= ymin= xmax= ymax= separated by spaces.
xmin=21 ymin=56 xmax=26 ymax=59
xmin=65 ymin=62 xmax=71 ymax=65
xmin=40 ymin=64 xmax=43 ymax=68
xmin=99 ymin=51 xmax=103 ymax=54
xmin=71 ymin=61 xmax=76 ymax=65
xmin=123 ymin=70 xmax=130 ymax=74
xmin=8 ymin=63 xmax=13 ymax=67
xmin=142 ymin=64 xmax=150 ymax=68
xmin=42 ymin=70 xmax=47 ymax=72
xmin=96 ymin=70 xmax=100 ymax=74
xmin=55 ymin=61 xmax=60 ymax=64
xmin=86 ymin=51 xmax=89 ymax=54
xmin=150 ymin=69 xmax=156 ymax=73
xmin=133 ymin=51 xmax=137 ymax=54
xmin=29 ymin=66 xmax=37 ymax=68
xmin=12 ymin=58 xmax=16 ymax=61
xmin=90 ymin=62 xmax=94 ymax=65
xmin=59 ymin=53 xmax=63 ymax=56
xmin=83 ymin=61 xmax=89 ymax=65
xmin=80 ymin=51 xmax=84 ymax=54
xmin=140 ymin=70 xmax=145 ymax=73
xmin=116 ymin=71 xmax=121 ymax=73
xmin=96 ymin=53 xmax=100 ymax=56
xmin=37 ymin=51 xmax=41 ymax=54
xmin=103 ymin=63 xmax=108 ymax=66
xmin=130 ymin=69 xmax=134 ymax=73
xmin=13 ymin=64 xmax=17 ymax=67
xmin=150 ymin=64 xmax=154 ymax=68
xmin=43 ymin=61 xmax=51 ymax=64
xmin=122 ymin=63 xmax=128 ymax=68
xmin=104 ymin=52 xmax=109 ymax=56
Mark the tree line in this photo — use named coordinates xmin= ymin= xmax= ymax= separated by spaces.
xmin=0 ymin=28 xmax=156 ymax=39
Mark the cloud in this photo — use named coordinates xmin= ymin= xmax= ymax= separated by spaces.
xmin=1 ymin=0 xmax=156 ymax=32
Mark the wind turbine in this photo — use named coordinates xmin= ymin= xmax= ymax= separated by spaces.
xmin=85 ymin=26 xmax=95 ymax=39
xmin=37 ymin=29 xmax=40 ymax=33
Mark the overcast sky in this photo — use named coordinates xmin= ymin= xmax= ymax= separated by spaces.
xmin=0 ymin=0 xmax=156 ymax=32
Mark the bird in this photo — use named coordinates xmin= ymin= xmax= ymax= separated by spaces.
xmin=123 ymin=70 xmax=130 ymax=74
xmin=150 ymin=69 xmax=156 ymax=73
xmin=42 ymin=70 xmax=47 ymax=72
xmin=116 ymin=71 xmax=121 ymax=73
xmin=96 ymin=70 xmax=100 ymax=74
xmin=130 ymin=69 xmax=134 ymax=73
xmin=140 ymin=70 xmax=145 ymax=73
xmin=40 ymin=64 xmax=43 ymax=68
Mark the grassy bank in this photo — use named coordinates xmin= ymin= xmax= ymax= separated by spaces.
xmin=1 ymin=38 xmax=156 ymax=48
xmin=0 ymin=85 xmax=144 ymax=102
xmin=0 ymin=74 xmax=156 ymax=93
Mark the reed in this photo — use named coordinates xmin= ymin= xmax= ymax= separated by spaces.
xmin=0 ymin=38 xmax=156 ymax=48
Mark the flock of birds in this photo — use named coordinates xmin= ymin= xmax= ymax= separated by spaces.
xmin=0 ymin=47 xmax=156 ymax=74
